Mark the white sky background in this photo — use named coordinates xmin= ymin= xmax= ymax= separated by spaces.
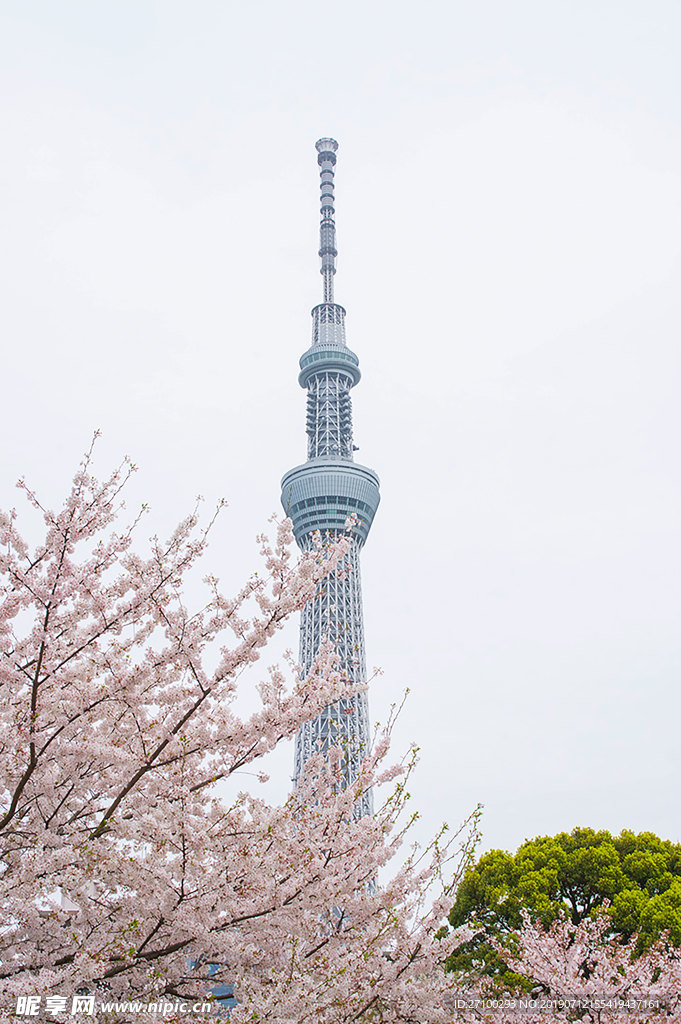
xmin=0 ymin=0 xmax=679 ymax=859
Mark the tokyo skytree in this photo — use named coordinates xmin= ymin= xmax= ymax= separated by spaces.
xmin=280 ymin=139 xmax=380 ymax=817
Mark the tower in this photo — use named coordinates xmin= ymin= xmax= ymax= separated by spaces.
xmin=281 ymin=139 xmax=380 ymax=817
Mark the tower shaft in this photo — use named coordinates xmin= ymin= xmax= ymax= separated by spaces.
xmin=281 ymin=140 xmax=379 ymax=816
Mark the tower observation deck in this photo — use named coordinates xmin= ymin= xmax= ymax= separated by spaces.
xmin=281 ymin=139 xmax=380 ymax=817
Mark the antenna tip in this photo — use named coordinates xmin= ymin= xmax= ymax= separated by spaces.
xmin=315 ymin=138 xmax=338 ymax=156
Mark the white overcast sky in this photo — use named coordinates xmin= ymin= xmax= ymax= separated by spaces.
xmin=0 ymin=0 xmax=679 ymax=859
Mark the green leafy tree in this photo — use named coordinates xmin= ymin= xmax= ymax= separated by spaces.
xmin=446 ymin=827 xmax=681 ymax=989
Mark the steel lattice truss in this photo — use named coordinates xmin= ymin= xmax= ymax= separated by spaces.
xmin=294 ymin=537 xmax=373 ymax=818
xmin=306 ymin=370 xmax=354 ymax=459
xmin=281 ymin=139 xmax=380 ymax=818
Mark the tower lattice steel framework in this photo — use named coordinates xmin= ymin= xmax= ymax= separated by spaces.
xmin=281 ymin=139 xmax=380 ymax=817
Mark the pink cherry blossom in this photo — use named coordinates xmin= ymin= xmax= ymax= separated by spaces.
xmin=0 ymin=444 xmax=480 ymax=1022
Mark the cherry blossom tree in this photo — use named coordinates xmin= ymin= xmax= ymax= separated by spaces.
xmin=0 ymin=444 xmax=479 ymax=1022
xmin=447 ymin=912 xmax=681 ymax=1023
xmin=500 ymin=911 xmax=681 ymax=1021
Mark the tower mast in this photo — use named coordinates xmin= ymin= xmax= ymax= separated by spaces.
xmin=317 ymin=137 xmax=337 ymax=304
xmin=281 ymin=139 xmax=380 ymax=815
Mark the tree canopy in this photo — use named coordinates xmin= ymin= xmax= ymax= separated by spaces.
xmin=446 ymin=827 xmax=681 ymax=986
xmin=0 ymin=445 xmax=480 ymax=1022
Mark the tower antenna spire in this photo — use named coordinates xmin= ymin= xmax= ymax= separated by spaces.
xmin=316 ymin=138 xmax=338 ymax=303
